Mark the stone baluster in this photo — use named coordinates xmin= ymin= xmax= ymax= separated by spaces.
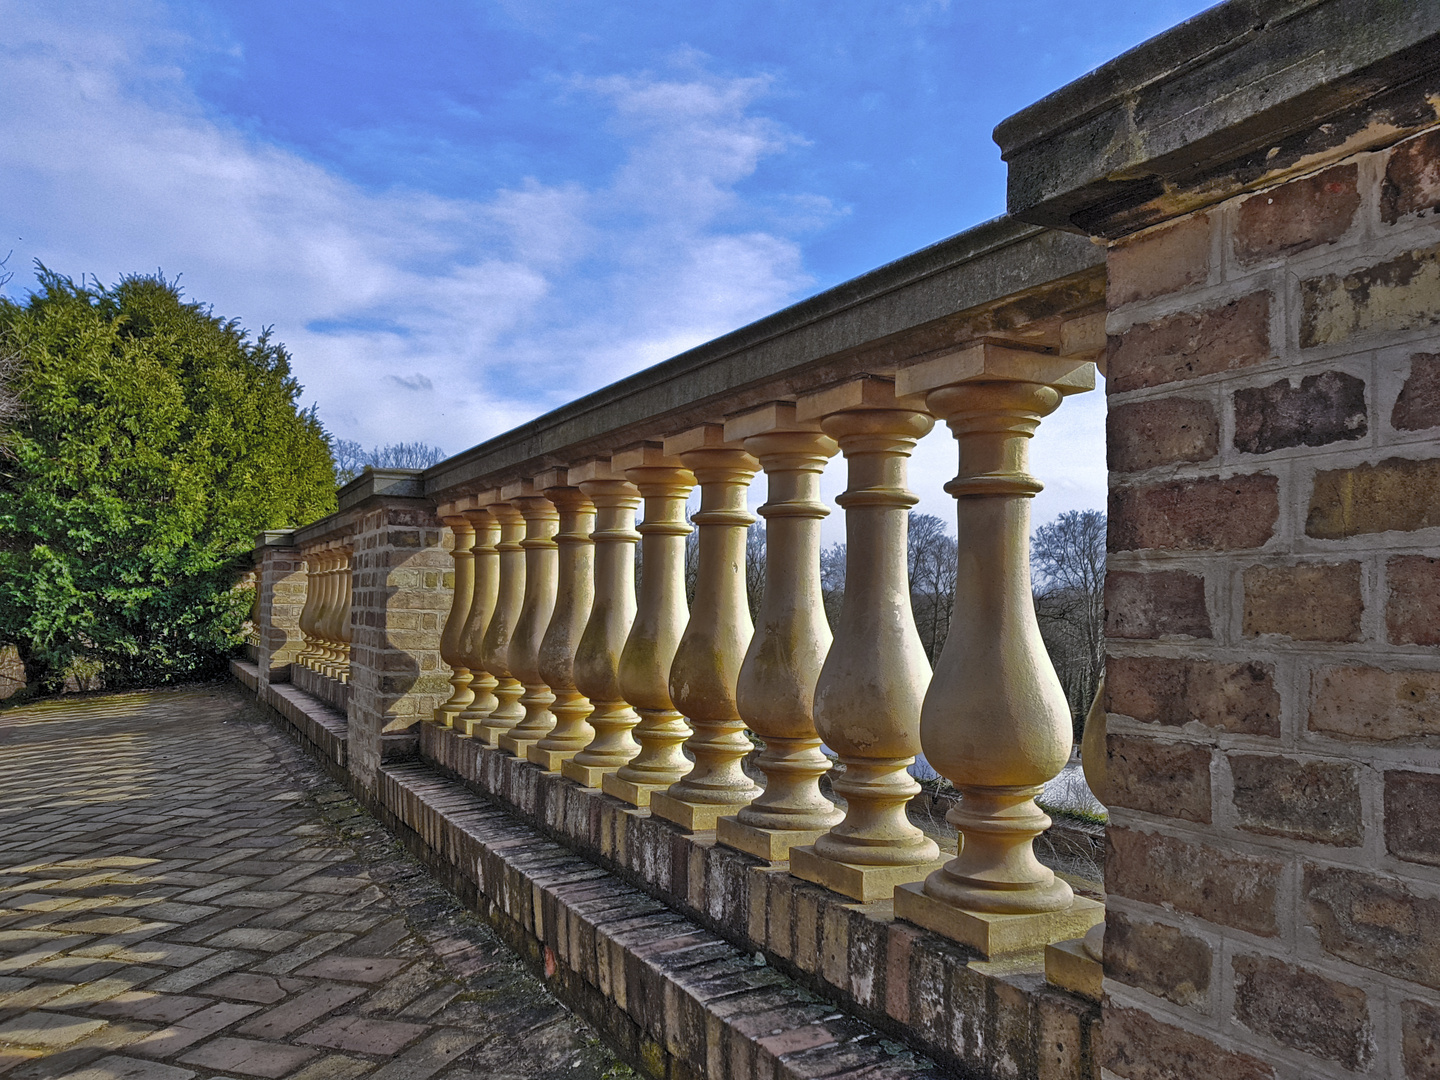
xmin=473 ymin=499 xmax=527 ymax=747
xmin=788 ymin=378 xmax=944 ymax=902
xmin=603 ymin=445 xmax=696 ymax=807
xmin=562 ymin=460 xmax=643 ymax=788
xmin=435 ymin=504 xmax=477 ymax=724
xmin=891 ymin=342 xmax=1102 ymax=956
xmin=316 ymin=546 xmax=341 ymax=677
xmin=497 ymin=482 xmax=560 ymax=757
xmin=454 ymin=496 xmax=501 ymax=737
xmin=297 ymin=549 xmax=322 ymax=670
xmin=335 ymin=547 xmax=353 ymax=683
xmin=650 ymin=426 xmax=761 ymax=832
xmin=716 ymin=403 xmax=843 ymax=861
xmin=530 ymin=471 xmax=597 ymax=772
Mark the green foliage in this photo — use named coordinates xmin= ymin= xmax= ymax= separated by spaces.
xmin=0 ymin=267 xmax=337 ymax=692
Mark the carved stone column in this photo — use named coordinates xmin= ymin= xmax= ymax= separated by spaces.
xmin=717 ymin=404 xmax=843 ymax=861
xmin=891 ymin=342 xmax=1103 ymax=956
xmin=563 ymin=461 xmax=643 ymax=788
xmin=789 ymin=378 xmax=944 ymax=902
xmin=530 ymin=472 xmax=597 ymax=772
xmin=472 ymin=500 xmax=527 ymax=747
xmin=335 ymin=547 xmax=353 ymax=683
xmin=651 ymin=425 xmax=760 ymax=832
xmin=454 ymin=495 xmax=501 ymax=737
xmin=435 ymin=503 xmax=477 ymax=725
xmin=297 ymin=548 xmax=322 ymax=670
xmin=498 ymin=482 xmax=559 ymax=757
xmin=316 ymin=546 xmax=342 ymax=677
xmin=603 ymin=445 xmax=696 ymax=807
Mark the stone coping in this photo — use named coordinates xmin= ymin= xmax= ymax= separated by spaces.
xmin=995 ymin=0 xmax=1440 ymax=235
xmin=421 ymin=216 xmax=1102 ymax=502
xmin=420 ymin=721 xmax=1100 ymax=1078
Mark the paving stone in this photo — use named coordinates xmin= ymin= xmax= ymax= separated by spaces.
xmin=0 ymin=686 xmax=630 ymax=1079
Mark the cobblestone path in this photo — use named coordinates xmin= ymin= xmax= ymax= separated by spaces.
xmin=0 ymin=685 xmax=631 ymax=1080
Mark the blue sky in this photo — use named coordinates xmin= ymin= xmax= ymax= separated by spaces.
xmin=1 ymin=0 xmax=1214 ymax=529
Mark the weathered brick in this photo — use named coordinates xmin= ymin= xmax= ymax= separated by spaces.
xmin=1106 ymin=735 xmax=1212 ymax=823
xmin=1105 ymin=571 xmax=1211 ymax=640
xmin=1403 ymin=998 xmax=1440 ymax=1080
xmin=1393 ymin=353 xmax=1440 ymax=431
xmin=1386 ymin=770 xmax=1440 ymax=866
xmin=1382 ymin=128 xmax=1440 ymax=224
xmin=1302 ymin=243 xmax=1440 ymax=347
xmin=1108 ymin=214 xmax=1211 ymax=307
xmin=1108 ymin=292 xmax=1271 ymax=393
xmin=1231 ymin=953 xmax=1372 ymax=1070
xmin=1104 ymin=910 xmax=1211 ymax=1008
xmin=1229 ymin=753 xmax=1362 ymax=846
xmin=1107 ymin=827 xmax=1281 ymax=936
xmin=1310 ymin=666 xmax=1440 ymax=740
xmin=1110 ymin=474 xmax=1278 ymax=552
xmin=1233 ymin=370 xmax=1367 ymax=454
xmin=1106 ymin=656 xmax=1279 ymax=736
xmin=1102 ymin=1005 xmax=1274 ymax=1080
xmin=1235 ymin=164 xmax=1360 ymax=263
xmin=1305 ymin=864 xmax=1440 ymax=990
xmin=1107 ymin=397 xmax=1218 ymax=471
xmin=1242 ymin=562 xmax=1362 ymax=642
xmin=1389 ymin=555 xmax=1440 ymax=645
xmin=1307 ymin=457 xmax=1440 ymax=538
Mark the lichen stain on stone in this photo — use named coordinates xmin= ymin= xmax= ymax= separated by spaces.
xmin=1301 ymin=243 xmax=1440 ymax=347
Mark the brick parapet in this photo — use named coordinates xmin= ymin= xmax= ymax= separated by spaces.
xmin=254 ymin=542 xmax=306 ymax=687
xmin=1101 ymin=127 xmax=1440 ymax=1080
xmin=346 ymin=499 xmax=452 ymax=794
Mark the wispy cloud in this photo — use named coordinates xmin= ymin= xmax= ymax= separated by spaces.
xmin=0 ymin=3 xmax=823 ymax=455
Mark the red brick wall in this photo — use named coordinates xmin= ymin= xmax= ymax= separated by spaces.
xmin=1102 ymin=127 xmax=1440 ymax=1080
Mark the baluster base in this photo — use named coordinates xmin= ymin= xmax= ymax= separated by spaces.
xmin=789 ymin=845 xmax=947 ymax=904
xmin=1044 ymin=932 xmax=1103 ymax=1001
xmin=562 ymin=759 xmax=623 ymax=788
xmin=894 ymin=882 xmax=1102 ymax=959
xmin=649 ymin=791 xmax=755 ymax=834
xmin=603 ymin=772 xmax=687 ymax=808
xmin=528 ymin=744 xmax=579 ymax=773
xmin=715 ymin=817 xmax=836 ymax=863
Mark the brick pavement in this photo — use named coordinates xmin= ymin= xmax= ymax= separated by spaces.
xmin=0 ymin=685 xmax=632 ymax=1080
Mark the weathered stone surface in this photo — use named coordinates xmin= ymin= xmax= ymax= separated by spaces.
xmin=1106 ymin=656 xmax=1279 ymax=736
xmin=1235 ymin=164 xmax=1360 ymax=263
xmin=1232 ymin=953 xmax=1373 ymax=1070
xmin=1389 ymin=555 xmax=1440 ymax=645
xmin=1392 ymin=352 xmax=1440 ymax=431
xmin=1106 ymin=735 xmax=1212 ymax=823
xmin=1382 ymin=129 xmax=1440 ymax=224
xmin=1310 ymin=666 xmax=1440 ymax=740
xmin=1305 ymin=865 xmax=1440 ymax=991
xmin=1403 ymin=998 xmax=1440 ymax=1080
xmin=1105 ymin=571 xmax=1211 ymax=639
xmin=1102 ymin=1005 xmax=1274 ymax=1080
xmin=1242 ymin=562 xmax=1363 ymax=641
xmin=1386 ymin=770 xmax=1440 ymax=866
xmin=1233 ymin=370 xmax=1367 ymax=454
xmin=1108 ymin=397 xmax=1218 ymax=471
xmin=1104 ymin=911 xmax=1212 ymax=1008
xmin=1109 ymin=292 xmax=1271 ymax=392
xmin=1108 ymin=215 xmax=1211 ymax=307
xmin=1108 ymin=827 xmax=1281 ymax=936
xmin=1308 ymin=457 xmax=1440 ymax=538
xmin=1302 ymin=244 xmax=1440 ymax=347
xmin=1229 ymin=753 xmax=1362 ymax=846
xmin=1110 ymin=474 xmax=1278 ymax=552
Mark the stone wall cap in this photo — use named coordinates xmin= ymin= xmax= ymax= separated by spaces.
xmin=996 ymin=0 xmax=1440 ymax=236
xmin=337 ymin=467 xmax=427 ymax=511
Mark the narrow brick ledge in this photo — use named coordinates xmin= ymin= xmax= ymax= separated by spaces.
xmin=233 ymin=659 xmax=349 ymax=779
xmin=419 ymin=721 xmax=1099 ymax=1080
xmin=376 ymin=758 xmax=944 ymax=1080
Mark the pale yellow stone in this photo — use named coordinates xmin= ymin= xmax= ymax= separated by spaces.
xmin=1045 ymin=935 xmax=1103 ymax=1000
xmin=497 ymin=490 xmax=559 ymax=756
xmin=895 ymin=882 xmax=1103 ymax=958
xmin=477 ymin=502 xmax=527 ymax=744
xmin=790 ymin=845 xmax=945 ymax=904
xmin=434 ymin=513 xmax=476 ymax=726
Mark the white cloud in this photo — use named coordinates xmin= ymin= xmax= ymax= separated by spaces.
xmin=0 ymin=2 xmax=818 ymax=454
